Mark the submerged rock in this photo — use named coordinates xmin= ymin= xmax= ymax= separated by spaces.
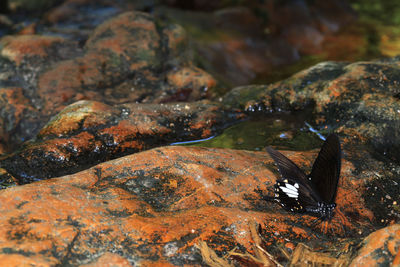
xmin=0 ymin=146 xmax=374 ymax=266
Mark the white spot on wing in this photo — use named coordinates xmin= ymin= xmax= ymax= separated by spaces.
xmin=286 ymin=193 xmax=298 ymax=198
xmin=279 ymin=185 xmax=299 ymax=198
xmin=285 ymin=183 xmax=297 ymax=192
xmin=279 ymin=184 xmax=298 ymax=194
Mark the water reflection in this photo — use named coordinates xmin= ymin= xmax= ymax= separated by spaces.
xmin=173 ymin=113 xmax=329 ymax=152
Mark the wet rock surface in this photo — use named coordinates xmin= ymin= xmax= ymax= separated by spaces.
xmin=0 ymin=10 xmax=217 ymax=151
xmin=0 ymin=146 xmax=374 ymax=266
xmin=224 ymin=58 xmax=400 ymax=225
xmin=155 ymin=0 xmax=355 ymax=87
xmin=218 ymin=57 xmax=400 ymax=264
xmin=37 ymin=11 xmax=203 ymax=113
xmin=224 ymin=58 xmax=400 ymax=163
xmin=0 ymin=1 xmax=399 ymax=266
xmin=350 ymin=224 xmax=400 ymax=266
xmin=0 ymin=100 xmax=243 ymax=184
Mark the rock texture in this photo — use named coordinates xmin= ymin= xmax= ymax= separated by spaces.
xmin=155 ymin=0 xmax=356 ymax=86
xmin=0 ymin=11 xmax=217 ymax=152
xmin=0 ymin=3 xmax=399 ymax=266
xmin=224 ymin=58 xmax=400 ymax=161
xmin=36 ymin=11 xmax=215 ymax=113
xmin=0 ymin=100 xmax=244 ymax=184
xmin=224 ymin=58 xmax=400 ymax=226
xmin=0 ymin=146 xmax=374 ymax=266
xmin=350 ymin=224 xmax=400 ymax=266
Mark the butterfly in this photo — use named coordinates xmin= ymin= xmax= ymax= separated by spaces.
xmin=265 ymin=134 xmax=341 ymax=221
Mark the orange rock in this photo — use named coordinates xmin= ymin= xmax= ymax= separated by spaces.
xmin=0 ymin=87 xmax=37 ymax=152
xmin=44 ymin=0 xmax=93 ymax=24
xmin=162 ymin=24 xmax=188 ymax=62
xmin=36 ymin=11 xmax=217 ymax=113
xmin=0 ymin=146 xmax=374 ymax=265
xmin=350 ymin=224 xmax=400 ymax=267
xmin=80 ymin=252 xmax=133 ymax=267
xmin=166 ymin=66 xmax=216 ymax=101
xmin=0 ymin=35 xmax=65 ymax=66
xmin=17 ymin=23 xmax=37 ymax=35
xmin=0 ymin=100 xmax=244 ymax=183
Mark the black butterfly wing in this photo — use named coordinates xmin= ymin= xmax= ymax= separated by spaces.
xmin=267 ymin=147 xmax=308 ymax=184
xmin=309 ymin=134 xmax=341 ymax=204
xmin=266 ymin=147 xmax=322 ymax=203
xmin=274 ymin=178 xmax=319 ymax=213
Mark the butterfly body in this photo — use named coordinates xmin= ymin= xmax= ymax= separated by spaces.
xmin=266 ymin=134 xmax=341 ymax=221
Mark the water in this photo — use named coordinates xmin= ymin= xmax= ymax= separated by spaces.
xmin=172 ymin=114 xmax=326 ymax=152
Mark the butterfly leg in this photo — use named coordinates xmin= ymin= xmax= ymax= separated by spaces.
xmin=309 ymin=217 xmax=335 ymax=235
xmin=311 ymin=217 xmax=325 ymax=234
xmin=333 ymin=209 xmax=351 ymax=235
xmin=321 ymin=221 xmax=329 ymax=235
xmin=320 ymin=209 xmax=349 ymax=236
xmin=309 ymin=216 xmax=324 ymax=229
